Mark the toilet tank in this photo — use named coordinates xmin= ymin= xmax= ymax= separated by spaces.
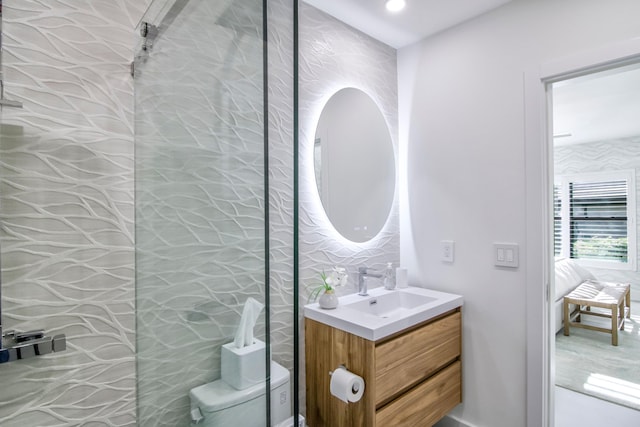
xmin=190 ymin=361 xmax=291 ymax=426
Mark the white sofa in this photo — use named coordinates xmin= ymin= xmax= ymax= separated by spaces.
xmin=554 ymin=258 xmax=595 ymax=333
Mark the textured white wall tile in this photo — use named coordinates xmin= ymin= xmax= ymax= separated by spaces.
xmin=298 ymin=3 xmax=399 ymax=415
xmin=0 ymin=0 xmax=150 ymax=426
xmin=134 ymin=0 xmax=270 ymax=426
xmin=268 ymin=0 xmax=295 ymax=373
xmin=0 ymin=1 xmax=368 ymax=425
xmin=299 ymin=4 xmax=399 ymax=291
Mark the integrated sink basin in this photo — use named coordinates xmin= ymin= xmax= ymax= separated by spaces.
xmin=344 ymin=291 xmax=437 ymax=318
xmin=304 ymin=286 xmax=463 ymax=341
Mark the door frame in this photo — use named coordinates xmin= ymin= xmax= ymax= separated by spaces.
xmin=524 ymin=37 xmax=640 ymax=427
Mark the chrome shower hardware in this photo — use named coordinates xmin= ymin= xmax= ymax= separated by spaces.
xmin=0 ymin=72 xmax=23 ymax=108
xmin=0 ymin=329 xmax=66 ymax=364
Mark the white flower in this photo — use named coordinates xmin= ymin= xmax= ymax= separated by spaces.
xmin=329 ymin=266 xmax=348 ymax=287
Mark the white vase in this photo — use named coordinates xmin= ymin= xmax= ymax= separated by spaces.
xmin=318 ymin=290 xmax=339 ymax=309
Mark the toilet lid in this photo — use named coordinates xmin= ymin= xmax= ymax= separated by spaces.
xmin=190 ymin=361 xmax=289 ymax=412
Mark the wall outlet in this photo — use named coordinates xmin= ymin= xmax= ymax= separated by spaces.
xmin=441 ymin=240 xmax=455 ymax=263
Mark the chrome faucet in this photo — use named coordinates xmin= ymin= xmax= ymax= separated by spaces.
xmin=358 ymin=267 xmax=382 ymax=296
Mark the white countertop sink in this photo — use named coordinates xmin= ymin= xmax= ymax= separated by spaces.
xmin=304 ymin=286 xmax=463 ymax=341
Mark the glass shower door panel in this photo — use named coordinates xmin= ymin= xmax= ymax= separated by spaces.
xmin=134 ymin=0 xmax=266 ymax=426
xmin=0 ymin=0 xmax=144 ymax=425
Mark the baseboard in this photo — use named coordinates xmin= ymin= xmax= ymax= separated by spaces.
xmin=434 ymin=414 xmax=477 ymax=427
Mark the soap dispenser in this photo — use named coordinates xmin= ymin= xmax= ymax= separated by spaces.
xmin=383 ymin=262 xmax=395 ymax=290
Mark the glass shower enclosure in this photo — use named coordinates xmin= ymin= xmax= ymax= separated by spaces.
xmin=133 ymin=0 xmax=276 ymax=425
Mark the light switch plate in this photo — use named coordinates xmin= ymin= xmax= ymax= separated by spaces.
xmin=494 ymin=243 xmax=519 ymax=268
xmin=441 ymin=240 xmax=455 ymax=263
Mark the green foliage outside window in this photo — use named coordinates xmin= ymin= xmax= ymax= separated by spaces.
xmin=573 ymin=236 xmax=628 ymax=262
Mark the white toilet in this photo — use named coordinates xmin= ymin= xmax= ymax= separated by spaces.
xmin=189 ymin=361 xmax=291 ymax=426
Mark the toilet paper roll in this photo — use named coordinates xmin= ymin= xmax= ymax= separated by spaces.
xmin=330 ymin=367 xmax=365 ymax=403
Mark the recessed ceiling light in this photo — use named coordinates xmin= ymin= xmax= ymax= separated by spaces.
xmin=385 ymin=0 xmax=406 ymax=13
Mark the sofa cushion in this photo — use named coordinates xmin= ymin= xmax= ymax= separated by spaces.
xmin=554 ymin=258 xmax=595 ymax=301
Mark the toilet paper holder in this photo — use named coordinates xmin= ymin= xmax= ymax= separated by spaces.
xmin=329 ymin=365 xmax=365 ymax=402
xmin=329 ymin=364 xmax=347 ymax=376
xmin=329 ymin=365 xmax=362 ymax=393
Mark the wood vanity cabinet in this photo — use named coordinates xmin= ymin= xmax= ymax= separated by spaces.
xmin=305 ymin=308 xmax=462 ymax=427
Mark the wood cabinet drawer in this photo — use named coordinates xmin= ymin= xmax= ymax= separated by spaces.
xmin=376 ymin=360 xmax=462 ymax=427
xmin=374 ymin=310 xmax=461 ymax=405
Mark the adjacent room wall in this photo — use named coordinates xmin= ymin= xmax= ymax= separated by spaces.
xmin=554 ymin=136 xmax=640 ymax=296
xmin=398 ymin=1 xmax=640 ymax=426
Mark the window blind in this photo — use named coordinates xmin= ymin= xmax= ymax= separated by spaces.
xmin=553 ymin=184 xmax=562 ymax=256
xmin=568 ymin=180 xmax=628 ymax=262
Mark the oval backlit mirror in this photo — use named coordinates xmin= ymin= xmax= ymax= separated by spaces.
xmin=313 ymin=88 xmax=395 ymax=242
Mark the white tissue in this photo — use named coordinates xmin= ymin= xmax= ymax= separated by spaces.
xmin=233 ymin=297 xmax=264 ymax=348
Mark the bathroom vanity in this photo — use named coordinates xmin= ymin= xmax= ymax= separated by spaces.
xmin=304 ymin=287 xmax=462 ymax=427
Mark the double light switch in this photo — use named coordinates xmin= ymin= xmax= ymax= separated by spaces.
xmin=494 ymin=243 xmax=519 ymax=268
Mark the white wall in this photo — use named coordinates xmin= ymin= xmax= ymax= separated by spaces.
xmin=399 ymin=1 xmax=640 ymax=426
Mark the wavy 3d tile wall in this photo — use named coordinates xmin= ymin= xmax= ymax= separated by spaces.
xmin=0 ymin=0 xmax=297 ymax=426
xmin=0 ymin=0 xmax=400 ymax=425
xmin=0 ymin=0 xmax=150 ymax=425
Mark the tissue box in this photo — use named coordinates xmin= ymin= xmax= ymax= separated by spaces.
xmin=221 ymin=339 xmax=266 ymax=390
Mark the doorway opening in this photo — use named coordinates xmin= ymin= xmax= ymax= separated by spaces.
xmin=547 ymin=62 xmax=640 ymax=425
